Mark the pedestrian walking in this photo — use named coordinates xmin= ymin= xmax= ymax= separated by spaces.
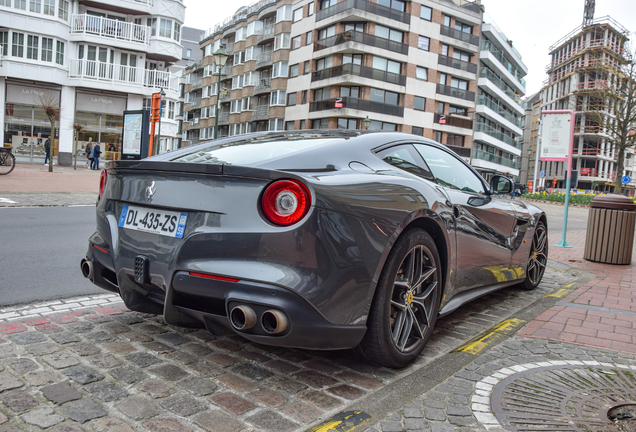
xmin=85 ymin=142 xmax=93 ymax=169
xmin=44 ymin=138 xmax=51 ymax=165
xmin=91 ymin=142 xmax=102 ymax=170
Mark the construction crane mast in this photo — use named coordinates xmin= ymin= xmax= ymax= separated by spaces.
xmin=583 ymin=0 xmax=595 ymax=27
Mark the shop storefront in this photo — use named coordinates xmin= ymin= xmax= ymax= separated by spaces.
xmin=75 ymin=92 xmax=126 ymax=156
xmin=4 ymin=83 xmax=60 ymax=150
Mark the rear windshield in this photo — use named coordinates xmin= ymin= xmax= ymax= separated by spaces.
xmin=169 ymin=136 xmax=346 ymax=166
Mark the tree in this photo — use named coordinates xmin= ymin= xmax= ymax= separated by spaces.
xmin=583 ymin=48 xmax=636 ymax=193
xmin=72 ymin=122 xmax=85 ymax=170
xmin=38 ymin=95 xmax=60 ymax=173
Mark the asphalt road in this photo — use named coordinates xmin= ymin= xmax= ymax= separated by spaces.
xmin=0 ymin=205 xmax=103 ymax=307
xmin=530 ymin=200 xmax=589 ymax=236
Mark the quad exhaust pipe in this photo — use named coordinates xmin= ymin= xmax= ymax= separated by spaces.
xmin=229 ymin=305 xmax=288 ymax=335
xmin=80 ymin=258 xmax=93 ymax=280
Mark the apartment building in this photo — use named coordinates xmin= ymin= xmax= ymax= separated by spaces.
xmin=470 ymin=14 xmax=526 ymax=181
xmin=184 ymin=0 xmax=483 ymax=154
xmin=1 ymin=0 xmax=185 ymax=164
xmin=541 ymin=16 xmax=631 ymax=192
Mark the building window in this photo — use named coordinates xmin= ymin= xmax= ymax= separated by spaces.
xmin=316 ymin=56 xmax=332 ymax=70
xmin=369 ymin=121 xmax=396 ymax=131
xmin=272 ymin=61 xmax=288 ymax=78
xmin=450 ymin=77 xmax=468 ymax=90
xmin=438 ymin=102 xmax=444 ymax=113
xmin=318 ymin=25 xmax=335 ymax=40
xmin=186 ymin=49 xmax=191 ymax=58
xmin=312 ymin=118 xmax=329 ymax=129
xmin=343 ymin=53 xmax=362 ymax=65
xmin=293 ymin=7 xmax=303 ymax=22
xmin=375 ymin=25 xmax=402 ymax=42
xmin=314 ymin=87 xmax=331 ymax=101
xmin=412 ymin=126 xmax=424 ymax=136
xmin=436 ymin=131 xmax=442 ymax=142
xmin=439 ymin=73 xmax=447 ymax=85
xmin=300 ymin=119 xmax=306 ymax=129
xmin=321 ymin=0 xmax=336 ymax=9
xmin=12 ymin=32 xmax=24 ymax=57
xmin=418 ymin=35 xmax=430 ymax=51
xmin=370 ymin=88 xmax=398 ymax=105
xmin=455 ymin=21 xmax=473 ymax=34
xmin=416 ymin=66 xmax=428 ymax=80
xmin=449 ymin=105 xmax=468 ymax=116
xmin=372 ymin=56 xmax=400 ymax=74
xmin=338 ymin=118 xmax=357 ymax=129
xmin=159 ymin=18 xmax=172 ymax=38
xmin=235 ymin=27 xmax=245 ymax=41
xmin=291 ymin=35 xmax=301 ymax=49
xmin=344 ymin=22 xmax=364 ymax=32
xmin=0 ymin=32 xmax=8 ymax=58
xmin=43 ymin=0 xmax=54 ymax=15
xmin=168 ymin=101 xmax=175 ymax=119
xmin=444 ymin=15 xmax=451 ymax=27
xmin=274 ymin=33 xmax=290 ymax=50
xmin=420 ymin=5 xmax=432 ymax=20
xmin=289 ymin=64 xmax=299 ymax=77
xmin=242 ymin=97 xmax=251 ymax=111
xmin=447 ymin=134 xmax=465 ymax=146
xmin=302 ymin=90 xmax=307 ymax=104
xmin=453 ymin=49 xmax=471 ymax=62
xmin=304 ymin=61 xmax=310 ymax=74
xmin=29 ymin=0 xmax=40 ymax=13
xmin=308 ymin=2 xmax=314 ymax=15
xmin=26 ymin=35 xmax=38 ymax=60
xmin=58 ymin=0 xmax=69 ymax=20
xmin=340 ymin=86 xmax=360 ymax=98
xmin=285 ymin=121 xmax=295 ymax=130
xmin=14 ymin=0 xmax=26 ymax=9
xmin=269 ymin=118 xmax=285 ymax=131
xmin=174 ymin=23 xmax=181 ymax=42
xmin=287 ymin=92 xmax=297 ymax=106
xmin=306 ymin=31 xmax=312 ymax=45
xmin=148 ymin=18 xmax=157 ymax=36
xmin=377 ymin=0 xmax=404 ymax=11
xmin=270 ymin=90 xmax=286 ymax=106
xmin=414 ymin=96 xmax=426 ymax=111
xmin=441 ymin=44 xmax=449 ymax=56
xmin=276 ymin=4 xmax=292 ymax=22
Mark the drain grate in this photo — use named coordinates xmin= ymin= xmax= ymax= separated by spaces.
xmin=491 ymin=364 xmax=636 ymax=431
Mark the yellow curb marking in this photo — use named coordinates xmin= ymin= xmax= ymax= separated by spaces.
xmin=453 ymin=319 xmax=526 ymax=355
xmin=307 ymin=410 xmax=372 ymax=432
xmin=543 ymin=282 xmax=579 ymax=299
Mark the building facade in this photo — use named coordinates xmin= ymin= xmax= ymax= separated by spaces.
xmin=470 ymin=13 xmax=526 ymax=181
xmin=541 ymin=17 xmax=632 ymax=192
xmin=0 ymin=0 xmax=185 ymax=164
xmin=184 ymin=0 xmax=484 ymax=156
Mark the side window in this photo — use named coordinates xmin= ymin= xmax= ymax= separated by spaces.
xmin=376 ymin=145 xmax=434 ymax=181
xmin=414 ymin=144 xmax=485 ymax=194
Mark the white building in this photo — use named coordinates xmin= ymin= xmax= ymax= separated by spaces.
xmin=0 ymin=0 xmax=185 ymax=164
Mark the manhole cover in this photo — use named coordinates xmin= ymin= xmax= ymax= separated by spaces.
xmin=491 ymin=363 xmax=636 ymax=431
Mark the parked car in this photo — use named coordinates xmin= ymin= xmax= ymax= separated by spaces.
xmin=82 ymin=131 xmax=548 ymax=368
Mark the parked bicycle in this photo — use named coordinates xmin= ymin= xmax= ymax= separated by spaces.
xmin=0 ymin=147 xmax=16 ymax=175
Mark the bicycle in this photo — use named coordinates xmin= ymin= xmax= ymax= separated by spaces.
xmin=0 ymin=147 xmax=16 ymax=175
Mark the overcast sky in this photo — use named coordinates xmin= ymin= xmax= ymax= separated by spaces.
xmin=183 ymin=0 xmax=635 ymax=97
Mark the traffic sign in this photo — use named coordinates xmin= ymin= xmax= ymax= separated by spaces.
xmin=622 ymin=175 xmax=631 ymax=185
xmin=540 ymin=170 xmax=545 ymax=178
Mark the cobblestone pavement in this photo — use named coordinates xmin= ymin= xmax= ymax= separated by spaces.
xmin=0 ymin=265 xmax=582 ymax=432
xmin=0 ymin=193 xmax=97 ymax=208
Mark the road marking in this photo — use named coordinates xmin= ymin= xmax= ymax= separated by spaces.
xmin=68 ymin=205 xmax=95 ymax=207
xmin=306 ymin=410 xmax=372 ymax=432
xmin=453 ymin=319 xmax=526 ymax=355
xmin=0 ymin=198 xmax=17 ymax=204
xmin=543 ymin=282 xmax=579 ymax=299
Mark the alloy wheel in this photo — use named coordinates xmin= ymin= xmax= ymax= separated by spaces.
xmin=527 ymin=224 xmax=548 ymax=286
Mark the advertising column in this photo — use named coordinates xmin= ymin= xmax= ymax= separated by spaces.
xmin=59 ymin=86 xmax=76 ymax=166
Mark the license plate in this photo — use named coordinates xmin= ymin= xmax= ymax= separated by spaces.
xmin=118 ymin=205 xmax=188 ymax=238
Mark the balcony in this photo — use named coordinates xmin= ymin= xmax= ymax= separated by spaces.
xmin=576 ymin=80 xmax=609 ymax=91
xmin=68 ymin=60 xmax=178 ymax=92
xmin=256 ymin=51 xmax=273 ymax=68
xmin=474 ymin=122 xmax=520 ymax=148
xmin=436 ymin=84 xmax=475 ymax=102
xmin=546 ymin=36 xmax=628 ymax=72
xmin=440 ymin=26 xmax=480 ymax=46
xmin=481 ymin=41 xmax=526 ymax=88
xmin=579 ymin=168 xmax=616 ymax=181
xmin=472 ymin=149 xmax=520 ymax=170
xmin=190 ymin=97 xmax=201 ymax=108
xmin=434 ymin=113 xmax=473 ymax=129
xmin=219 ymin=91 xmax=231 ymax=102
xmin=257 ymin=25 xmax=275 ymax=44
xmin=218 ymin=112 xmax=230 ymax=125
xmin=437 ymin=55 xmax=477 ymax=74
xmin=574 ymin=125 xmax=604 ymax=134
xmin=252 ymin=105 xmax=270 ymax=120
xmin=312 ymin=63 xmax=406 ymax=86
xmin=253 ymin=78 xmax=271 ymax=95
xmin=478 ymin=68 xmax=522 ymax=105
xmin=309 ymin=97 xmax=404 ymax=117
xmin=71 ymin=14 xmax=149 ymax=45
xmin=315 ymin=31 xmax=408 ymax=55
xmin=190 ymin=77 xmax=203 ymax=90
xmin=316 ymin=0 xmax=410 ymax=24
xmin=476 ymin=95 xmax=521 ymax=127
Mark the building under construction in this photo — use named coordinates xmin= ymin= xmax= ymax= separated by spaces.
xmin=539 ymin=15 xmax=633 ymax=192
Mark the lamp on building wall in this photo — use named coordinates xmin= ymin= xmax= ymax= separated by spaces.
xmin=213 ymin=46 xmax=229 ymax=140
xmin=156 ymin=88 xmax=166 ymax=155
xmin=362 ymin=116 xmax=371 ymax=130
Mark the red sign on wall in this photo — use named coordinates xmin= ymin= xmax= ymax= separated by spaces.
xmin=334 ymin=98 xmax=343 ymax=108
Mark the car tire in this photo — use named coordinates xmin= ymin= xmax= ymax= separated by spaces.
xmin=519 ymin=221 xmax=548 ymax=290
xmin=356 ymin=228 xmax=442 ymax=368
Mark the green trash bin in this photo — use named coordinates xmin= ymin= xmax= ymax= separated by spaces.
xmin=584 ymin=195 xmax=636 ymax=264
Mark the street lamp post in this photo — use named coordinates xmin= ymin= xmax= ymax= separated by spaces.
xmin=213 ymin=46 xmax=229 ymax=140
xmin=362 ymin=116 xmax=371 ymax=130
xmin=156 ymin=88 xmax=165 ymax=155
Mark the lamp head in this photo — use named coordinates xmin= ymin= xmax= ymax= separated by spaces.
xmin=213 ymin=46 xmax=229 ymax=67
xmin=362 ymin=116 xmax=371 ymax=130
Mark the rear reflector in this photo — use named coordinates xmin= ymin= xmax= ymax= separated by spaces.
xmin=262 ymin=179 xmax=311 ymax=226
xmin=99 ymin=170 xmax=107 ymax=200
xmin=93 ymin=245 xmax=108 ymax=254
xmin=189 ymin=272 xmax=240 ymax=283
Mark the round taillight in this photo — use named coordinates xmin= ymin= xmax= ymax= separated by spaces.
xmin=262 ymin=180 xmax=311 ymax=226
xmin=99 ymin=170 xmax=107 ymax=199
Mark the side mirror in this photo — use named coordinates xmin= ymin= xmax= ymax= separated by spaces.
xmin=490 ymin=175 xmax=513 ymax=195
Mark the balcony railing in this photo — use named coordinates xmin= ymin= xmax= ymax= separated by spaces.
xmin=476 ymin=95 xmax=521 ymax=127
xmin=316 ymin=0 xmax=410 ymax=24
xmin=218 ymin=112 xmax=230 ymax=125
xmin=252 ymin=105 xmax=270 ymax=120
xmin=474 ymin=122 xmax=520 ymax=148
xmin=309 ymin=97 xmax=404 ymax=117
xmin=71 ymin=14 xmax=149 ymax=44
xmin=68 ymin=59 xmax=178 ymax=91
xmin=436 ymin=84 xmax=475 ymax=102
xmin=190 ymin=77 xmax=203 ymax=89
xmin=434 ymin=113 xmax=473 ymax=129
xmin=253 ymin=78 xmax=271 ymax=94
xmin=256 ymin=51 xmax=273 ymax=68
xmin=257 ymin=25 xmax=275 ymax=43
xmin=312 ymin=63 xmax=406 ymax=86
xmin=577 ymin=80 xmax=608 ymax=91
xmin=478 ymin=68 xmax=522 ymax=105
xmin=472 ymin=149 xmax=520 ymax=170
xmin=315 ymin=30 xmax=409 ymax=55
xmin=219 ymin=91 xmax=231 ymax=101
xmin=481 ymin=41 xmax=526 ymax=88
xmin=190 ymin=97 xmax=201 ymax=108
xmin=437 ymin=55 xmax=478 ymax=74
xmin=579 ymin=168 xmax=616 ymax=181
xmin=440 ymin=25 xmax=480 ymax=46
xmin=546 ymin=37 xmax=628 ymax=71
xmin=574 ymin=125 xmax=604 ymax=134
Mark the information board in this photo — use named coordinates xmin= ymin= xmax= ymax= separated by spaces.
xmin=540 ymin=112 xmax=574 ymax=161
xmin=120 ymin=110 xmax=150 ymax=160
